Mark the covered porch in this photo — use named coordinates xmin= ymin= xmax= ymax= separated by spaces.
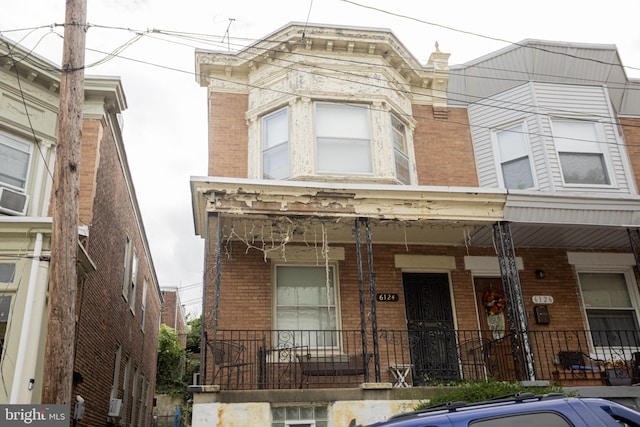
xmin=190 ymin=178 xmax=640 ymax=392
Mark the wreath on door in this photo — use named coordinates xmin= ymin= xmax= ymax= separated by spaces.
xmin=482 ymin=288 xmax=506 ymax=339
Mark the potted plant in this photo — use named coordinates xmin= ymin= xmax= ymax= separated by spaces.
xmin=602 ymin=359 xmax=632 ymax=386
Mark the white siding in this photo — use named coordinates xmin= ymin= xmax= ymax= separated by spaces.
xmin=468 ymin=81 xmax=633 ymax=195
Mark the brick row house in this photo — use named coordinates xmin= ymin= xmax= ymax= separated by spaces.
xmin=189 ymin=23 xmax=640 ymax=425
xmin=0 ymin=36 xmax=162 ymax=426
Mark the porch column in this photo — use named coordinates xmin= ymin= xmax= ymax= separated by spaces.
xmin=354 ymin=218 xmax=369 ymax=382
xmin=493 ymin=221 xmax=535 ymax=381
xmin=202 ymin=212 xmax=223 ymax=385
xmin=354 ymin=217 xmax=381 ymax=382
xmin=627 ymin=228 xmax=640 ymax=274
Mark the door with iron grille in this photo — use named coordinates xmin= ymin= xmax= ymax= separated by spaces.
xmin=403 ymin=273 xmax=458 ymax=383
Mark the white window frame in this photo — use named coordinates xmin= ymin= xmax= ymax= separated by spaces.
xmin=262 ymin=107 xmax=290 ymax=180
xmin=391 ymin=114 xmax=410 ymax=184
xmin=110 ymin=345 xmax=122 ymax=401
xmin=0 ymin=295 xmax=12 ymax=354
xmin=577 ymin=269 xmax=640 ymax=351
xmin=493 ymin=121 xmax=536 ymax=189
xmin=0 ymin=131 xmax=32 ymax=192
xmin=140 ymin=278 xmax=148 ymax=330
xmin=122 ymin=236 xmax=132 ymax=300
xmin=273 ymin=263 xmax=340 ymax=350
xmin=129 ymin=250 xmax=138 ymax=312
xmin=551 ymin=118 xmax=613 ymax=187
xmin=314 ymin=102 xmax=372 ymax=175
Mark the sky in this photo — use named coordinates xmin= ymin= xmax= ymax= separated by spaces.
xmin=2 ymin=0 xmax=640 ymax=318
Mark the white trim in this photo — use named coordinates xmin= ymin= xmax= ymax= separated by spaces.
xmin=567 ymin=252 xmax=635 ymax=267
xmin=394 ymin=255 xmax=456 ymax=270
xmin=464 ymin=256 xmax=524 ymax=276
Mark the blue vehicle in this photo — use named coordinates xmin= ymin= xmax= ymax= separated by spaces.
xmin=355 ymin=393 xmax=640 ymax=426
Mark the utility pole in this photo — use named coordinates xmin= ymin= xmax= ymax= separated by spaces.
xmin=42 ymin=0 xmax=87 ymax=405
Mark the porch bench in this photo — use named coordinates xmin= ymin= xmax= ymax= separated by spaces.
xmin=296 ymin=353 xmax=372 ymax=388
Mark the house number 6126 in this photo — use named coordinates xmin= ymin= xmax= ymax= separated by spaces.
xmin=532 ymin=295 xmax=554 ymax=304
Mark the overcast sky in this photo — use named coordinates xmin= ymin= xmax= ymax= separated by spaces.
xmin=3 ymin=0 xmax=640 ymax=317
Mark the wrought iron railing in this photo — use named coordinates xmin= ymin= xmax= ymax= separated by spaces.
xmin=201 ymin=329 xmax=640 ymax=390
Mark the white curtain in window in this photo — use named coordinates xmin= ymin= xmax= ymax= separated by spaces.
xmin=316 ymin=103 xmax=372 ymax=174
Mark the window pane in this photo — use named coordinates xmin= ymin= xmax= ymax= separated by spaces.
xmin=0 ymin=139 xmax=30 ymax=189
xmin=553 ymin=120 xmax=600 ymax=152
xmin=317 ymin=138 xmax=372 ymax=173
xmin=316 ymin=104 xmax=369 ymax=139
xmin=580 ymin=273 xmax=631 ymax=308
xmin=263 ymin=109 xmax=289 ymax=179
xmin=264 ymin=109 xmax=288 ymax=149
xmin=264 ymin=144 xmax=290 ymax=180
xmin=315 ymin=103 xmax=372 ymax=174
xmin=501 ymin=156 xmax=533 ymax=189
xmin=496 ymin=124 xmax=527 ymax=161
xmin=588 ymin=310 xmax=640 ymax=347
xmin=277 ymin=266 xmax=334 ymax=305
xmin=391 ymin=116 xmax=406 ymax=153
xmin=559 ymin=152 xmax=609 ymax=185
xmin=394 ymin=152 xmax=410 ymax=184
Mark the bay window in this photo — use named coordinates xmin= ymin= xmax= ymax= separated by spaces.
xmin=263 ymin=108 xmax=289 ymax=180
xmin=552 ymin=119 xmax=610 ymax=185
xmin=315 ymin=103 xmax=372 ymax=175
xmin=495 ymin=123 xmax=534 ymax=189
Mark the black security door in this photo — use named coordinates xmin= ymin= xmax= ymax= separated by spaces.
xmin=403 ymin=273 xmax=458 ymax=383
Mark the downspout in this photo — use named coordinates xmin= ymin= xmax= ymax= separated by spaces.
xmin=10 ymin=232 xmax=45 ymax=403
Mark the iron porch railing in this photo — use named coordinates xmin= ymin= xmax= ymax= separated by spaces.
xmin=201 ymin=329 xmax=640 ymax=390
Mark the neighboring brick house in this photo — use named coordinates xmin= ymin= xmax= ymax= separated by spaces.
xmin=0 ymin=36 xmax=162 ymax=426
xmin=189 ymin=23 xmax=640 ymax=425
xmin=161 ymin=288 xmax=188 ymax=347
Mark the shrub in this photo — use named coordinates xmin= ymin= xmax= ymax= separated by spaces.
xmin=416 ymin=379 xmax=570 ymax=409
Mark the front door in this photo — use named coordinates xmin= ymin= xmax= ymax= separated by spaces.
xmin=403 ymin=273 xmax=458 ymax=383
xmin=474 ymin=277 xmax=517 ymax=381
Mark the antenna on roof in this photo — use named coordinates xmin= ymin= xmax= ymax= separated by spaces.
xmin=222 ymin=18 xmax=235 ymax=52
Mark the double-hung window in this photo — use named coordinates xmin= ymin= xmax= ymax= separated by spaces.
xmin=0 ymin=132 xmax=31 ymax=191
xmin=552 ymin=119 xmax=610 ymax=185
xmin=275 ymin=265 xmax=337 ymax=349
xmin=579 ymin=272 xmax=640 ymax=347
xmin=391 ymin=115 xmax=410 ymax=184
xmin=315 ymin=103 xmax=372 ymax=175
xmin=263 ymin=108 xmax=289 ymax=180
xmin=495 ymin=123 xmax=534 ymax=189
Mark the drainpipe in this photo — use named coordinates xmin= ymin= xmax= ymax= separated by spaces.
xmin=10 ymin=232 xmax=47 ymax=403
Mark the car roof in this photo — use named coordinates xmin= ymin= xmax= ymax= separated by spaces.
xmin=364 ymin=393 xmax=635 ymax=426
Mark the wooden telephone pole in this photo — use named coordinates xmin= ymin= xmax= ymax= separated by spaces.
xmin=42 ymin=0 xmax=87 ymax=405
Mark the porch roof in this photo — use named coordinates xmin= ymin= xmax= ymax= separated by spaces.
xmin=190 ymin=177 xmax=640 ymax=249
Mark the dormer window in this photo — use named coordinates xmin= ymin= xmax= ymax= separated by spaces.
xmin=552 ymin=119 xmax=610 ymax=186
xmin=315 ymin=102 xmax=372 ymax=175
xmin=263 ymin=108 xmax=289 ymax=180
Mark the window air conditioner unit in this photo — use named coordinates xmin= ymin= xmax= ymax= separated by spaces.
xmin=108 ymin=398 xmax=122 ymax=417
xmin=0 ymin=187 xmax=28 ymax=216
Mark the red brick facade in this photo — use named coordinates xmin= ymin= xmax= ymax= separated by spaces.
xmin=208 ymin=92 xmax=248 ymax=177
xmin=72 ymin=119 xmax=161 ymax=426
xmin=161 ymin=290 xmax=187 ymax=347
xmin=413 ymin=105 xmax=478 ymax=187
